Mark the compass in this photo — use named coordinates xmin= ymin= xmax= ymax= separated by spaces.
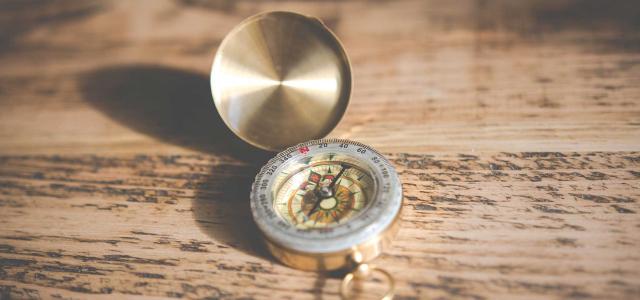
xmin=210 ymin=11 xmax=403 ymax=300
xmin=251 ymin=139 xmax=402 ymax=298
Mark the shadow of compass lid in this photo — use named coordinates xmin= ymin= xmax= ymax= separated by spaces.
xmin=210 ymin=11 xmax=351 ymax=152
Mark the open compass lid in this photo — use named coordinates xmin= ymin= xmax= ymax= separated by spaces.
xmin=210 ymin=11 xmax=351 ymax=152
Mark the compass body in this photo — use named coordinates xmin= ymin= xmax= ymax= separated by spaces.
xmin=213 ymin=11 xmax=401 ymax=296
xmin=250 ymin=139 xmax=403 ymax=271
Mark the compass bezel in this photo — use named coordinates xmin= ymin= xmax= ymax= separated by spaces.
xmin=250 ymin=139 xmax=403 ymax=260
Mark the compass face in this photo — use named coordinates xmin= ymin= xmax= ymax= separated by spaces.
xmin=250 ymin=139 xmax=403 ymax=254
xmin=274 ymin=159 xmax=375 ymax=229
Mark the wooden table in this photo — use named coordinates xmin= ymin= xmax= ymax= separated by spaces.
xmin=1 ymin=1 xmax=639 ymax=299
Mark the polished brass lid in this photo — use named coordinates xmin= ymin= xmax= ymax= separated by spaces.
xmin=211 ymin=11 xmax=351 ymax=152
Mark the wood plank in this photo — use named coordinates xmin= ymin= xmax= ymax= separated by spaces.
xmin=0 ymin=0 xmax=638 ymax=155
xmin=0 ymin=152 xmax=639 ymax=299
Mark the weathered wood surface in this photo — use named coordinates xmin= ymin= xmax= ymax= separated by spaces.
xmin=0 ymin=0 xmax=639 ymax=299
xmin=1 ymin=152 xmax=639 ymax=300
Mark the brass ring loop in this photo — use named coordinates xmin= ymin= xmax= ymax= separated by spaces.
xmin=340 ymin=264 xmax=395 ymax=300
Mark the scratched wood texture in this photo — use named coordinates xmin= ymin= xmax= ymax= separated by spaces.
xmin=0 ymin=0 xmax=639 ymax=299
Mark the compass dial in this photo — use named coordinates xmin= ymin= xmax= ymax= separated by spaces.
xmin=274 ymin=160 xmax=375 ymax=229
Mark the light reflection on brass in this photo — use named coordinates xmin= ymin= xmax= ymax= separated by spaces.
xmin=211 ymin=11 xmax=351 ymax=151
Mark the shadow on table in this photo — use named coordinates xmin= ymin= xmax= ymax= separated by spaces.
xmin=79 ymin=65 xmax=272 ymax=259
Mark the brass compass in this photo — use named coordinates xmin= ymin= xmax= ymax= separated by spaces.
xmin=211 ymin=12 xmax=402 ymax=300
xmin=251 ymin=139 xmax=402 ymax=299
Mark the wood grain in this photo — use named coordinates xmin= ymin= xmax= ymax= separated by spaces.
xmin=0 ymin=152 xmax=639 ymax=299
xmin=0 ymin=0 xmax=639 ymax=299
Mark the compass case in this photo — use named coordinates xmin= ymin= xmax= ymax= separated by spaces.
xmin=249 ymin=139 xmax=404 ymax=271
xmin=263 ymin=207 xmax=402 ymax=271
